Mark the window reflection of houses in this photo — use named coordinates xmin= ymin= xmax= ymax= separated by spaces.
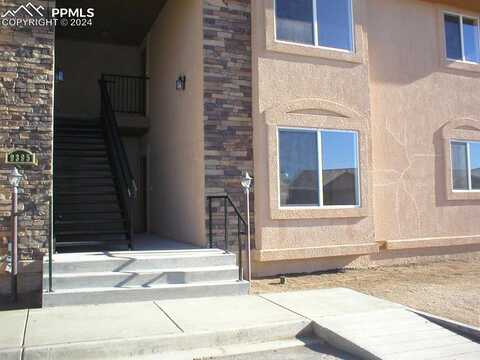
xmin=472 ymin=168 xmax=480 ymax=189
xmin=323 ymin=168 xmax=356 ymax=205
xmin=280 ymin=169 xmax=356 ymax=206
xmin=281 ymin=170 xmax=318 ymax=206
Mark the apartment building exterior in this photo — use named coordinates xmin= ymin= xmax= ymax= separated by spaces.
xmin=1 ymin=0 xmax=480 ymax=299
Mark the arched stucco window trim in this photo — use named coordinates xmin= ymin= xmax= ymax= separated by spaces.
xmin=266 ymin=98 xmax=371 ymax=219
xmin=442 ymin=118 xmax=480 ymax=200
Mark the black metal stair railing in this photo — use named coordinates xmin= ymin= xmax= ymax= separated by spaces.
xmin=99 ymin=78 xmax=137 ymax=249
xmin=101 ymin=74 xmax=149 ymax=115
xmin=207 ymin=194 xmax=247 ymax=281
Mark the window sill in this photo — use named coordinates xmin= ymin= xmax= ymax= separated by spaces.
xmin=447 ymin=190 xmax=480 ymax=201
xmin=271 ymin=206 xmax=368 ymax=220
xmin=443 ymin=58 xmax=480 ymax=73
xmin=266 ymin=38 xmax=364 ymax=64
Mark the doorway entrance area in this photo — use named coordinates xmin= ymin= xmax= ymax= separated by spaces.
xmin=51 ymin=0 xmax=213 ymax=257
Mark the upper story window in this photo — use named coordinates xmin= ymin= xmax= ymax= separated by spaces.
xmin=275 ymin=0 xmax=354 ymax=52
xmin=444 ymin=13 xmax=480 ymax=63
xmin=451 ymin=140 xmax=480 ymax=191
xmin=278 ymin=128 xmax=360 ymax=207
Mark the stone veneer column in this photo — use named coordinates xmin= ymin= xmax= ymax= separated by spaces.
xmin=0 ymin=1 xmax=54 ymax=296
xmin=203 ymin=0 xmax=254 ymax=248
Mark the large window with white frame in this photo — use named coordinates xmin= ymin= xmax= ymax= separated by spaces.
xmin=444 ymin=12 xmax=480 ymax=63
xmin=278 ymin=128 xmax=360 ymax=207
xmin=275 ymin=0 xmax=354 ymax=52
xmin=451 ymin=140 xmax=480 ymax=191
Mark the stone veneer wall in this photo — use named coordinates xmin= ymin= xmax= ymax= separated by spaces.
xmin=0 ymin=0 xmax=54 ymax=296
xmin=203 ymin=0 xmax=254 ymax=248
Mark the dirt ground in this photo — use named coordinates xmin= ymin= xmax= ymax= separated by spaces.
xmin=252 ymin=259 xmax=480 ymax=327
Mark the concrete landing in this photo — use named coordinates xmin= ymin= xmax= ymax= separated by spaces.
xmin=1 ymin=288 xmax=479 ymax=360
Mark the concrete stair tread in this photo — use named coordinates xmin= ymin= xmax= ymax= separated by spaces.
xmin=45 ymin=249 xmax=232 ymax=263
xmin=42 ymin=280 xmax=250 ymax=306
xmin=43 ymin=265 xmax=239 ymax=278
xmin=45 ymin=279 xmax=248 ymax=292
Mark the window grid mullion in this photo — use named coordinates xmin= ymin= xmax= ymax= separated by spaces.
xmin=467 ymin=142 xmax=473 ymax=190
xmin=460 ymin=15 xmax=466 ymax=61
xmin=354 ymin=132 xmax=360 ymax=206
xmin=317 ymin=130 xmax=324 ymax=207
xmin=312 ymin=0 xmax=319 ymax=47
xmin=476 ymin=16 xmax=480 ymax=62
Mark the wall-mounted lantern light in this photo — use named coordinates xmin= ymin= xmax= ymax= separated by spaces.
xmin=176 ymin=75 xmax=186 ymax=91
xmin=55 ymin=69 xmax=64 ymax=82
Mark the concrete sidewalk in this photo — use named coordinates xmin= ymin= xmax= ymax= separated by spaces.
xmin=1 ymin=288 xmax=479 ymax=360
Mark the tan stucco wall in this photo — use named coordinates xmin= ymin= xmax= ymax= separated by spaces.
xmin=369 ymin=0 xmax=480 ymax=250
xmin=252 ymin=0 xmax=376 ymax=276
xmin=252 ymin=0 xmax=480 ymax=276
xmin=54 ymin=39 xmax=142 ymax=117
xmin=146 ymin=0 xmax=205 ymax=246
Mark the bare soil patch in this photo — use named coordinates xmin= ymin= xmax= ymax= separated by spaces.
xmin=252 ymin=259 xmax=480 ymax=327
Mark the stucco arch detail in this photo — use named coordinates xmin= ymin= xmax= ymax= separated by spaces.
xmin=265 ymin=98 xmax=367 ymax=130
xmin=441 ymin=118 xmax=480 ymax=140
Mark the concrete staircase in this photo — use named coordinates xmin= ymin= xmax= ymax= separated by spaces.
xmin=43 ymin=249 xmax=249 ymax=307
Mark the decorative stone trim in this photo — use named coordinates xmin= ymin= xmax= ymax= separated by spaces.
xmin=203 ymin=0 xmax=254 ymax=246
xmin=0 ymin=0 xmax=54 ymax=265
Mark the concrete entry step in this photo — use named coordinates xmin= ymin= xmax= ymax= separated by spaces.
xmin=43 ymin=280 xmax=250 ymax=307
xmin=43 ymin=265 xmax=239 ymax=289
xmin=46 ymin=249 xmax=237 ymax=273
xmin=43 ymin=249 xmax=247 ymax=307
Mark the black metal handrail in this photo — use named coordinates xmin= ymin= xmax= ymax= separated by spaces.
xmin=101 ymin=74 xmax=148 ymax=115
xmin=207 ymin=194 xmax=247 ymax=281
xmin=99 ymin=78 xmax=137 ymax=248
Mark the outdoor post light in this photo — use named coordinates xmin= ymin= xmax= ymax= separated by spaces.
xmin=8 ymin=167 xmax=22 ymax=302
xmin=241 ymin=172 xmax=253 ymax=287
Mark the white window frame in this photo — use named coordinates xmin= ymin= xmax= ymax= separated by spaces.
xmin=273 ymin=0 xmax=355 ymax=54
xmin=444 ymin=11 xmax=480 ymax=64
xmin=450 ymin=139 xmax=480 ymax=192
xmin=277 ymin=127 xmax=361 ymax=209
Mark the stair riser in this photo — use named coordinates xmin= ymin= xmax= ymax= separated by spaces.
xmin=55 ymin=195 xmax=119 ymax=204
xmin=50 ymin=255 xmax=237 ymax=274
xmin=44 ymin=269 xmax=239 ymax=290
xmin=55 ymin=159 xmax=109 ymax=164
xmin=55 ymin=203 xmax=121 ymax=211
xmin=54 ymin=213 xmax=124 ymax=222
xmin=55 ymin=186 xmax=116 ymax=193
xmin=42 ymin=281 xmax=249 ymax=307
xmin=55 ymin=224 xmax=126 ymax=232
